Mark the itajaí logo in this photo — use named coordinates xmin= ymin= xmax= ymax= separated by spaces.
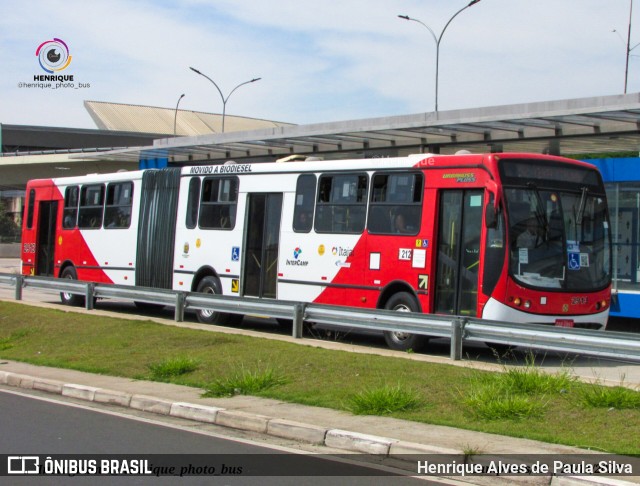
xmin=36 ymin=38 xmax=72 ymax=73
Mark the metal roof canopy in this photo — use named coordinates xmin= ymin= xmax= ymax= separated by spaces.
xmin=79 ymin=93 xmax=640 ymax=164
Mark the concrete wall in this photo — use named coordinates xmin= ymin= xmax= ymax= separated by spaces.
xmin=0 ymin=243 xmax=20 ymax=258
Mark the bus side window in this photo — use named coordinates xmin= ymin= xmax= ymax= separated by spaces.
xmin=26 ymin=188 xmax=36 ymax=229
xmin=315 ymin=173 xmax=367 ymax=234
xmin=104 ymin=182 xmax=133 ymax=229
xmin=63 ymin=186 xmax=79 ymax=229
xmin=78 ymin=184 xmax=105 ymax=229
xmin=367 ymin=172 xmax=423 ymax=235
xmin=199 ymin=177 xmax=238 ymax=230
xmin=293 ymin=174 xmax=315 ymax=233
xmin=186 ymin=177 xmax=201 ymax=229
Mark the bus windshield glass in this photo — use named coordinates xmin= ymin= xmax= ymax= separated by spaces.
xmin=500 ymin=159 xmax=611 ymax=291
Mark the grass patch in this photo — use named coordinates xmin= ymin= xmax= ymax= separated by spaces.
xmin=148 ymin=357 xmax=200 ymax=380
xmin=347 ymin=384 xmax=423 ymax=415
xmin=580 ymin=382 xmax=640 ymax=409
xmin=460 ymin=354 xmax=575 ymax=421
xmin=462 ymin=384 xmax=547 ymax=420
xmin=0 ymin=337 xmax=11 ymax=351
xmin=1 ymin=301 xmax=639 ymax=454
xmin=493 ymin=354 xmax=576 ymax=395
xmin=0 ymin=327 xmax=41 ymax=351
xmin=203 ymin=366 xmax=287 ymax=397
xmin=500 ymin=365 xmax=574 ymax=395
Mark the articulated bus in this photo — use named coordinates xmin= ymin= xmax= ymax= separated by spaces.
xmin=21 ymin=152 xmax=612 ymax=350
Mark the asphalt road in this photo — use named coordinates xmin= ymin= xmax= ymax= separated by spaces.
xmin=0 ymin=388 xmax=442 ymax=485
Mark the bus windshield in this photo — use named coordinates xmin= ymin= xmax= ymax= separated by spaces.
xmin=506 ymin=186 xmax=611 ymax=290
xmin=501 ymin=160 xmax=611 ymax=291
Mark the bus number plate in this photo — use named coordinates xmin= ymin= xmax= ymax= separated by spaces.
xmin=555 ymin=319 xmax=574 ymax=328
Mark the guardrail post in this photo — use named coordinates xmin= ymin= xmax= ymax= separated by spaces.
xmin=85 ymin=283 xmax=95 ymax=311
xmin=292 ymin=303 xmax=305 ymax=339
xmin=450 ymin=318 xmax=464 ymax=361
xmin=174 ymin=292 xmax=186 ymax=322
xmin=14 ymin=275 xmax=24 ymax=301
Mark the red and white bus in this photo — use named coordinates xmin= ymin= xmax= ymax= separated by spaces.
xmin=21 ymin=152 xmax=612 ymax=350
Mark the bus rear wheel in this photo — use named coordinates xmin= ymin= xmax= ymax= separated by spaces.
xmin=195 ymin=276 xmax=242 ymax=326
xmin=383 ymin=292 xmax=427 ymax=352
xmin=60 ymin=267 xmax=84 ymax=307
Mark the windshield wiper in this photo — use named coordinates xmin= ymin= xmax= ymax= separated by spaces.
xmin=576 ymin=186 xmax=588 ymax=226
xmin=527 ymin=182 xmax=549 ymax=239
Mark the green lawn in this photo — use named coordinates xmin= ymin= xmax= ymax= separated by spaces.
xmin=1 ymin=301 xmax=639 ymax=454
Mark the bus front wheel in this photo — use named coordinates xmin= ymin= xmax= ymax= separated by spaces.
xmin=60 ymin=267 xmax=84 ymax=307
xmin=383 ymin=292 xmax=427 ymax=352
xmin=195 ymin=276 xmax=242 ymax=326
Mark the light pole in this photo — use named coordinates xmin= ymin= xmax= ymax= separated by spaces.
xmin=398 ymin=0 xmax=481 ymax=112
xmin=189 ymin=67 xmax=261 ymax=133
xmin=174 ymin=93 xmax=185 ymax=136
xmin=624 ymin=0 xmax=640 ymax=93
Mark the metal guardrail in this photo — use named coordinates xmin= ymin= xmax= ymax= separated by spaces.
xmin=1 ymin=272 xmax=640 ymax=362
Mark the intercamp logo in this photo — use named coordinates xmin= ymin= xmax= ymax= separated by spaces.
xmin=35 ymin=38 xmax=72 ymax=73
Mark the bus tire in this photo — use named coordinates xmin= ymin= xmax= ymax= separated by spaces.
xmin=383 ymin=292 xmax=427 ymax=352
xmin=59 ymin=267 xmax=84 ymax=307
xmin=195 ymin=276 xmax=243 ymax=326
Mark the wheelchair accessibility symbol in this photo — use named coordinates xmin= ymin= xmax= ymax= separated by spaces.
xmin=568 ymin=252 xmax=580 ymax=270
xmin=231 ymin=247 xmax=240 ymax=262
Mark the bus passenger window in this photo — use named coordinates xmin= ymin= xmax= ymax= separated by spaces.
xmin=78 ymin=184 xmax=105 ymax=229
xmin=186 ymin=177 xmax=201 ymax=229
xmin=368 ymin=172 xmax=423 ymax=235
xmin=63 ymin=186 xmax=79 ymax=229
xmin=293 ymin=174 xmax=315 ymax=232
xmin=104 ymin=182 xmax=133 ymax=229
xmin=315 ymin=173 xmax=367 ymax=234
xmin=199 ymin=177 xmax=238 ymax=230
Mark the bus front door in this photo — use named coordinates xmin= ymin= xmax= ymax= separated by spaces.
xmin=434 ymin=190 xmax=483 ymax=316
xmin=242 ymin=193 xmax=283 ymax=299
xmin=36 ymin=201 xmax=58 ymax=277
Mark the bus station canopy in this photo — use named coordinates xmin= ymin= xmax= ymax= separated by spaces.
xmin=77 ymin=92 xmax=640 ymax=165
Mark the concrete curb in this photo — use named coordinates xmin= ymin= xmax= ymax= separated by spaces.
xmin=325 ymin=429 xmax=396 ymax=455
xmin=169 ymin=402 xmax=223 ymax=423
xmin=2 ymin=370 xmax=637 ymax=486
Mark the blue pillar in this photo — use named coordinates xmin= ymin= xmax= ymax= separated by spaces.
xmin=139 ymin=157 xmax=168 ymax=169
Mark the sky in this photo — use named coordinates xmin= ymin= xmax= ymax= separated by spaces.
xmin=1 ymin=0 xmax=640 ymax=130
